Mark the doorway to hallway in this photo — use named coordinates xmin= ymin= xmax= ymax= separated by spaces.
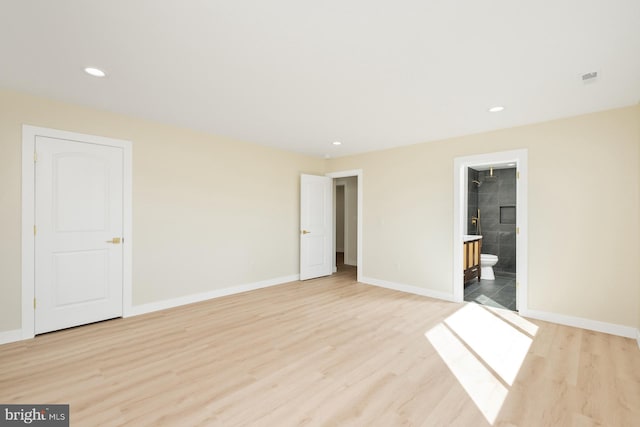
xmin=299 ymin=170 xmax=362 ymax=282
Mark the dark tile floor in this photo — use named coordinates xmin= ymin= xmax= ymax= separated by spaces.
xmin=464 ymin=275 xmax=517 ymax=311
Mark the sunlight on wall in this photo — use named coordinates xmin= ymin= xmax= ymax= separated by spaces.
xmin=425 ymin=303 xmax=538 ymax=424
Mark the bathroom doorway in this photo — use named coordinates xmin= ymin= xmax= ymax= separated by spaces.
xmin=465 ymin=164 xmax=517 ymax=310
xmin=453 ymin=150 xmax=528 ymax=313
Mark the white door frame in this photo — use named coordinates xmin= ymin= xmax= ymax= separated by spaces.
xmin=453 ymin=150 xmax=528 ymax=311
xmin=326 ymin=169 xmax=363 ymax=283
xmin=21 ymin=125 xmax=133 ymax=339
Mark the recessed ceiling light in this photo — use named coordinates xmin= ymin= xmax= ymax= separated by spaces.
xmin=84 ymin=67 xmax=106 ymax=77
xmin=332 ymin=141 xmax=342 ymax=146
xmin=488 ymin=106 xmax=505 ymax=113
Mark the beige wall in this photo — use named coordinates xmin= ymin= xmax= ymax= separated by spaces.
xmin=0 ymin=88 xmax=323 ymax=332
xmin=2 ymin=87 xmax=638 ymax=335
xmin=327 ymin=106 xmax=640 ymax=329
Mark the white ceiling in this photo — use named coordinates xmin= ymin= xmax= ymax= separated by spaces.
xmin=1 ymin=1 xmax=639 ymax=158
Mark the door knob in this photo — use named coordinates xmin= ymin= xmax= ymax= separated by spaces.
xmin=106 ymin=237 xmax=121 ymax=244
xmin=301 ymin=230 xmax=310 ymax=235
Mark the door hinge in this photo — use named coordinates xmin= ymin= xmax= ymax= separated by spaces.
xmin=516 ymin=227 xmax=520 ymax=235
xmin=33 ymin=298 xmax=36 ymax=309
xmin=34 ymin=225 xmax=37 ymax=236
xmin=34 ymin=151 xmax=38 ymax=162
xmin=517 ymin=171 xmax=520 ymax=179
xmin=516 ymin=281 xmax=520 ymax=288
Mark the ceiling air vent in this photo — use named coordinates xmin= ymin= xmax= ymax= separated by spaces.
xmin=582 ymin=71 xmax=598 ymax=82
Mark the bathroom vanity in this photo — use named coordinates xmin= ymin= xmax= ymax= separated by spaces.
xmin=463 ymin=235 xmax=482 ymax=284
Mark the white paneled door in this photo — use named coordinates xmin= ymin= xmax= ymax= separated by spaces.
xmin=300 ymin=174 xmax=332 ymax=280
xmin=35 ymin=136 xmax=124 ymax=334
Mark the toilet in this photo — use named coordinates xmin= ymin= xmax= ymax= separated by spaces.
xmin=480 ymin=254 xmax=499 ymax=280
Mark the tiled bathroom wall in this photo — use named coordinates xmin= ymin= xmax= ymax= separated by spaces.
xmin=468 ymin=167 xmax=517 ymax=276
xmin=467 ymin=168 xmax=480 ymax=234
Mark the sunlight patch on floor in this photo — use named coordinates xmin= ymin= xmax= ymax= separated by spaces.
xmin=426 ymin=323 xmax=508 ymax=424
xmin=483 ymin=305 xmax=539 ymax=337
xmin=445 ymin=303 xmax=532 ymax=385
xmin=472 ymin=294 xmax=510 ymax=311
xmin=425 ymin=303 xmax=538 ymax=424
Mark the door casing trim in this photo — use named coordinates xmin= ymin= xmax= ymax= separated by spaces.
xmin=21 ymin=125 xmax=133 ymax=340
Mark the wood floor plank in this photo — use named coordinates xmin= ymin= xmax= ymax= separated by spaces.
xmin=1 ymin=267 xmax=639 ymax=426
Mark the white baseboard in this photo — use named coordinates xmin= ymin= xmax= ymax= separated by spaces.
xmin=520 ymin=308 xmax=637 ymax=339
xmin=0 ymin=329 xmax=23 ymax=346
xmin=360 ymin=276 xmax=638 ymax=342
xmin=360 ymin=276 xmax=456 ymax=302
xmin=128 ymin=274 xmax=300 ymax=317
xmin=6 ymin=274 xmax=637 ymax=348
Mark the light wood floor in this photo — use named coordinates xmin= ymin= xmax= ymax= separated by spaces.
xmin=1 ymin=267 xmax=639 ymax=426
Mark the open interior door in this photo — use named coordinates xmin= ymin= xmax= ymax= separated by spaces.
xmin=300 ymin=174 xmax=332 ymax=280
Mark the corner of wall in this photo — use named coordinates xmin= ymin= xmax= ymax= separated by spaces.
xmin=360 ymin=276 xmax=456 ymax=303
